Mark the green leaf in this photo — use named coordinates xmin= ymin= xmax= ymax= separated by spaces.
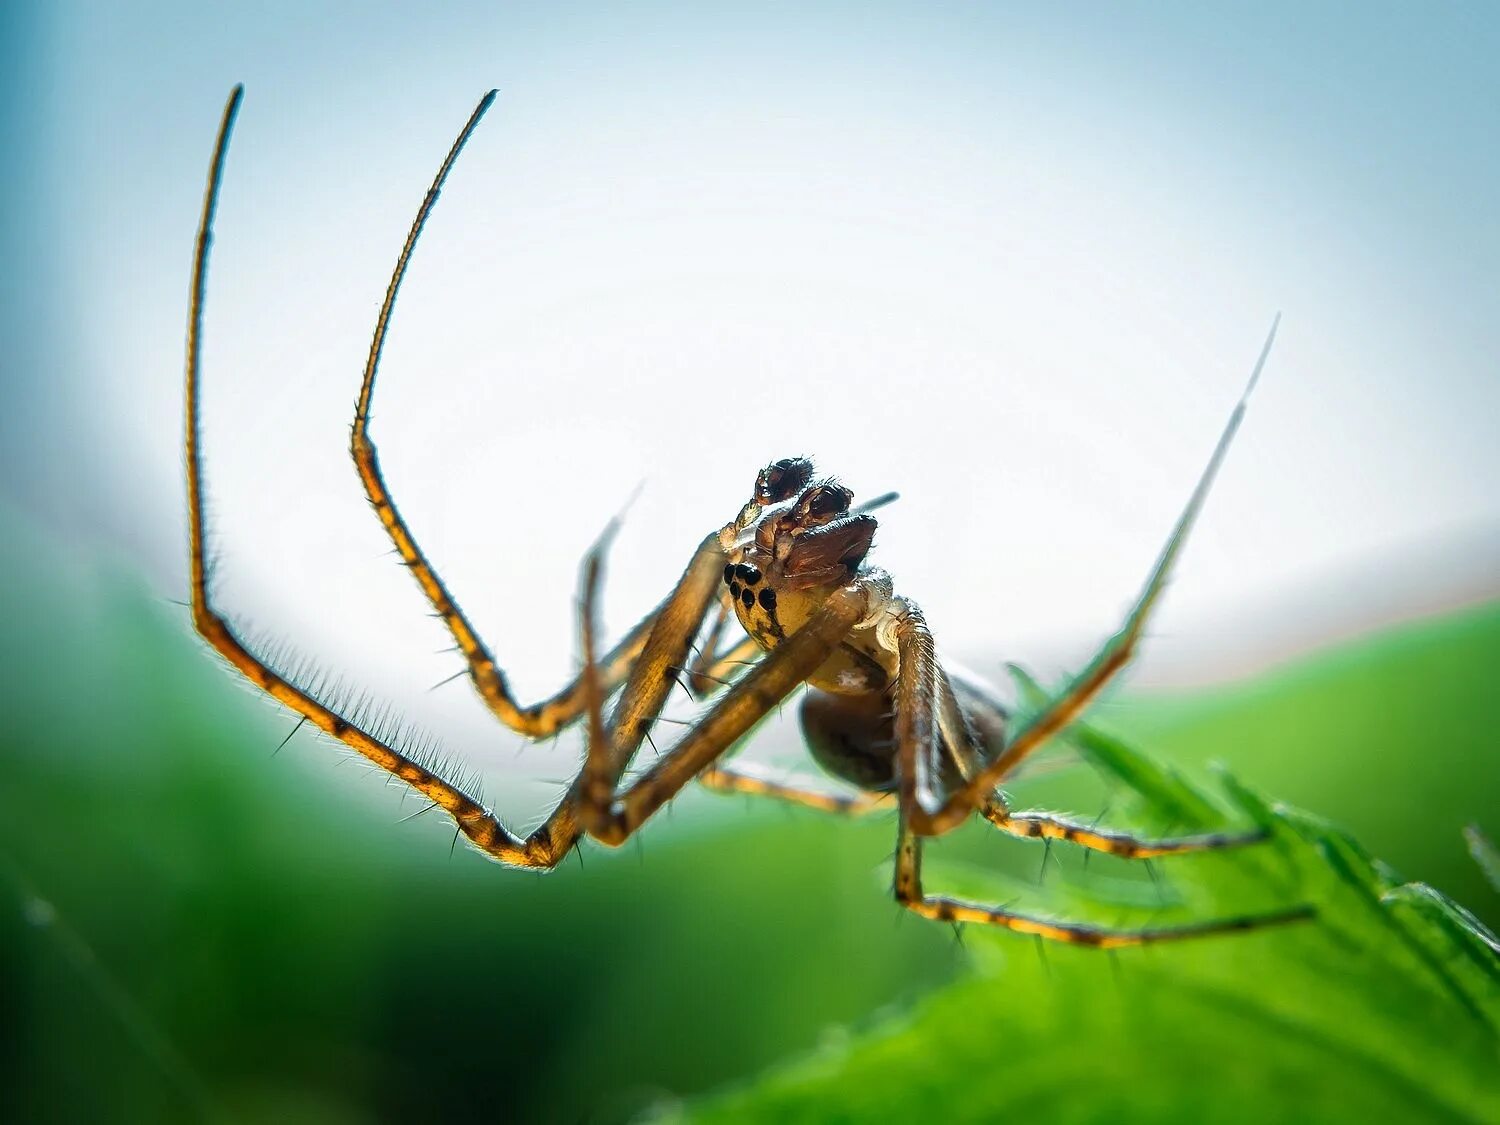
xmin=1467 ymin=825 xmax=1500 ymax=895
xmin=684 ymin=712 xmax=1500 ymax=1125
xmin=1008 ymin=664 xmax=1222 ymax=828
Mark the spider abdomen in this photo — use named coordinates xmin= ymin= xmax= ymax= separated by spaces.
xmin=800 ymin=689 xmax=898 ymax=791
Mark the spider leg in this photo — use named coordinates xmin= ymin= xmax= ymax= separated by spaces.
xmin=880 ymin=602 xmax=1302 ymax=931
xmin=698 ymin=762 xmax=890 ymax=816
xmin=576 ymin=546 xmax=873 ymax=845
xmin=686 ymin=595 xmax=732 ymax=684
xmin=571 ymin=522 xmax=730 ymax=834
xmin=185 ymin=88 xmax=577 ymax=869
xmin=890 ymin=602 xmax=999 ymax=822
xmin=687 ymin=635 xmax=761 ymax=696
xmin=348 ymin=87 xmax=660 ymax=738
xmin=979 ymin=802 xmax=1266 ymax=858
xmin=912 ymin=316 xmax=1282 ymax=835
xmin=684 ymin=596 xmax=762 ymax=698
xmin=892 ymin=812 xmax=1312 ymax=947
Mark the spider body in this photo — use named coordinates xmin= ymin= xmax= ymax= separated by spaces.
xmin=183 ymin=87 xmax=1314 ymax=948
xmin=799 ymin=689 xmax=905 ymax=792
xmin=722 ymin=467 xmax=895 ymax=696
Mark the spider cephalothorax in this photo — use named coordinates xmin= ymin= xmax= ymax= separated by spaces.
xmin=726 ymin=465 xmax=889 ymax=693
xmin=184 ymin=87 xmax=1312 ymax=948
xmin=756 ymin=479 xmax=873 ymax=581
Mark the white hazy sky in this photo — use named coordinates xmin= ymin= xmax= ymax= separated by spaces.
xmin=5 ymin=3 xmax=1496 ymax=803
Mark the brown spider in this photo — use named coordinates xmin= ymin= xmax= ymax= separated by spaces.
xmin=185 ymin=87 xmax=1312 ymax=949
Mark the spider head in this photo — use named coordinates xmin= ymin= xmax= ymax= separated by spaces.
xmin=753 ymin=477 xmax=877 ymax=590
xmin=783 ymin=481 xmax=855 ymax=531
xmin=726 ymin=458 xmax=881 ymax=591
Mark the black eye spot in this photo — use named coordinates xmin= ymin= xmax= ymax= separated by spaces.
xmin=741 ymin=588 xmax=756 ymax=609
xmin=723 ymin=563 xmax=736 ymax=585
xmin=758 ymin=588 xmax=777 ymax=611
xmin=730 ymin=582 xmax=742 ymax=599
xmin=736 ymin=563 xmax=761 ymax=586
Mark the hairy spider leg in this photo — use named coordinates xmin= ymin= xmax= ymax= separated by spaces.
xmin=190 ymin=86 xmax=1307 ymax=932
xmin=686 ymin=597 xmax=733 ymax=696
xmin=980 ymin=802 xmax=1267 ymax=858
xmin=691 ymin=635 xmax=763 ymax=693
xmin=685 ymin=596 xmax=763 ymax=699
xmin=186 ymin=89 xmax=755 ymax=869
xmin=890 ymin=602 xmax=995 ymax=819
xmin=576 ymin=532 xmax=874 ymax=845
xmin=692 ymin=654 xmax=1255 ymax=845
xmin=693 ymin=761 xmax=1265 ymax=846
xmin=348 ymin=89 xmax=664 ymax=738
xmin=698 ymin=762 xmax=891 ymax=815
xmin=187 ymin=88 xmax=577 ymax=866
xmin=893 ymin=812 xmax=1314 ymax=947
xmin=885 ymin=591 xmax=1306 ymax=940
xmin=910 ymin=315 xmax=1282 ymax=836
xmin=942 ymin=662 xmax=1272 ymax=858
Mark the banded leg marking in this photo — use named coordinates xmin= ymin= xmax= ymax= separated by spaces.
xmin=348 ymin=88 xmax=656 ymax=738
xmin=578 ymin=560 xmax=871 ymax=845
xmin=699 ymin=763 xmax=889 ymax=816
xmin=891 ymin=602 xmax=993 ymax=821
xmin=982 ymin=803 xmax=1267 ymax=859
xmin=894 ymin=817 xmax=1311 ymax=948
xmin=914 ymin=317 xmax=1282 ymax=836
xmin=186 ymin=88 xmax=578 ymax=869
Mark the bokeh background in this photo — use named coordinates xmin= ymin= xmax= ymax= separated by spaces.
xmin=2 ymin=3 xmax=1496 ymax=1122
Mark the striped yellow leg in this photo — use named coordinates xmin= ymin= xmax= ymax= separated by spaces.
xmin=187 ymin=90 xmax=768 ymax=869
xmin=879 ymin=597 xmax=1310 ymax=943
xmin=891 ymin=601 xmax=996 ymax=822
xmin=348 ymin=88 xmax=664 ymax=739
xmin=893 ymin=814 xmax=1311 ymax=947
xmin=572 ymin=523 xmax=730 ymax=838
xmin=699 ymin=763 xmax=890 ymax=815
xmin=910 ymin=316 xmax=1282 ymax=836
xmin=981 ymin=802 xmax=1267 ymax=859
xmin=577 ymin=545 xmax=872 ymax=844
xmin=186 ymin=88 xmax=581 ymax=868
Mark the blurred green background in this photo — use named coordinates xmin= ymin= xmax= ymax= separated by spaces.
xmin=2 ymin=515 xmax=1495 ymax=1122
xmin=3 ymin=3 xmax=1498 ymax=1123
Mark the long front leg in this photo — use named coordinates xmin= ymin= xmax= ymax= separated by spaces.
xmin=348 ymin=89 xmax=659 ymax=738
xmin=185 ymin=88 xmax=578 ymax=868
xmin=911 ymin=316 xmax=1282 ymax=836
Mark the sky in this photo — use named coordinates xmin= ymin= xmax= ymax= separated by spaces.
xmin=2 ymin=3 xmax=1496 ymax=791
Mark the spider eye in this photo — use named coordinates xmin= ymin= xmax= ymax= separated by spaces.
xmin=755 ymin=456 xmax=814 ymax=504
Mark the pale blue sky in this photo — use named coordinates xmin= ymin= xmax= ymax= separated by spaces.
xmin=2 ymin=4 xmax=1496 ymax=783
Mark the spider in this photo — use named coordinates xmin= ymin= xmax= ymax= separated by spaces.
xmin=185 ymin=87 xmax=1312 ymax=949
